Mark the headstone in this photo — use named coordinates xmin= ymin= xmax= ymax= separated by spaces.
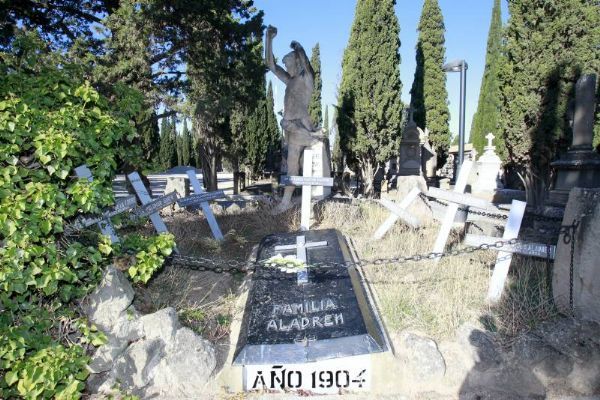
xmin=233 ymin=229 xmax=389 ymax=393
xmin=164 ymin=176 xmax=190 ymax=213
xmin=549 ymin=74 xmax=600 ymax=206
xmin=418 ymin=127 xmax=437 ymax=182
xmin=185 ymin=170 xmax=224 ymax=241
xmin=309 ymin=138 xmax=332 ymax=200
xmin=398 ymin=110 xmax=421 ymax=176
xmin=74 ymin=165 xmax=120 ymax=243
xmin=553 ymin=188 xmax=600 ymax=320
xmin=473 ymin=133 xmax=504 ymax=194
xmin=487 ymin=200 xmax=527 ymax=302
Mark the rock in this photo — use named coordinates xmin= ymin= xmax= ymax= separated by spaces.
xmin=139 ymin=307 xmax=180 ymax=341
xmin=164 ymin=176 xmax=189 ymax=214
xmin=393 ymin=331 xmax=446 ymax=382
xmin=148 ymin=328 xmax=217 ymax=398
xmin=112 ymin=339 xmax=166 ymax=391
xmin=82 ymin=266 xmax=134 ymax=331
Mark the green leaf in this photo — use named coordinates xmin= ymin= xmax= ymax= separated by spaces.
xmin=5 ymin=370 xmax=18 ymax=386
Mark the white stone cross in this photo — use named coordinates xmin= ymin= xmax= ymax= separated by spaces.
xmin=281 ymin=149 xmax=334 ymax=231
xmin=431 ymin=160 xmax=474 ymax=262
xmin=274 ymin=235 xmax=328 ymax=263
xmin=274 ymin=235 xmax=328 ymax=284
xmin=485 ymin=132 xmax=495 ymax=148
xmin=486 ymin=199 xmax=526 ymax=303
xmin=373 ymin=187 xmax=421 ymax=239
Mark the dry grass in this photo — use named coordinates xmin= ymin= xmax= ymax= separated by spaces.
xmin=314 ymin=199 xmax=557 ymax=341
xmin=132 ymin=197 xmax=557 ymax=347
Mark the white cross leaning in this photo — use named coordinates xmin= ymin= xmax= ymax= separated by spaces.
xmin=274 ymin=235 xmax=328 ymax=263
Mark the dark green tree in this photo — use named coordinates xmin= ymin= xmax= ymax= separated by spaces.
xmin=331 ymin=107 xmax=344 ymax=174
xmin=323 ymin=105 xmax=329 ymax=134
xmin=181 ymin=119 xmax=192 ymax=166
xmin=309 ymin=43 xmax=322 ymax=128
xmin=499 ymin=0 xmax=600 ymax=205
xmin=410 ymin=0 xmax=450 ymax=163
xmin=337 ymin=0 xmax=403 ymax=197
xmin=265 ymin=80 xmax=280 ymax=171
xmin=470 ymin=0 xmax=504 ymax=157
xmin=169 ymin=115 xmax=178 ymax=167
xmin=159 ymin=116 xmax=176 ymax=170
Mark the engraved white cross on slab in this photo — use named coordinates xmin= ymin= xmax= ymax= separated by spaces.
xmin=274 ymin=235 xmax=328 ymax=284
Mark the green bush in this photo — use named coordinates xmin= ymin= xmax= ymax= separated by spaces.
xmin=0 ymin=36 xmax=174 ymax=399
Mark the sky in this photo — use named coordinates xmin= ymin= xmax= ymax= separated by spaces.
xmin=254 ymin=0 xmax=509 ymax=142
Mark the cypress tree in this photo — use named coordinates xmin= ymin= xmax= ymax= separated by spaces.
xmin=266 ymin=81 xmax=280 ymax=170
xmin=470 ymin=0 xmax=504 ymax=157
xmin=323 ymin=105 xmax=329 ymax=134
xmin=159 ymin=117 xmax=172 ymax=170
xmin=410 ymin=0 xmax=450 ymax=163
xmin=169 ymin=115 xmax=178 ymax=167
xmin=337 ymin=0 xmax=403 ymax=197
xmin=500 ymin=0 xmax=600 ymax=205
xmin=176 ymin=131 xmax=183 ymax=166
xmin=182 ymin=119 xmax=192 ymax=166
xmin=309 ymin=43 xmax=323 ymax=128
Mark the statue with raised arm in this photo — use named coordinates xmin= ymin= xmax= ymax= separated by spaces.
xmin=266 ymin=25 xmax=327 ymax=209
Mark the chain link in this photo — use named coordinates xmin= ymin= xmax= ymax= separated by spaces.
xmin=168 ymin=237 xmax=524 ymax=275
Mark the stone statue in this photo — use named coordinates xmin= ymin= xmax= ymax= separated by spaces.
xmin=265 ymin=25 xmax=327 ymax=208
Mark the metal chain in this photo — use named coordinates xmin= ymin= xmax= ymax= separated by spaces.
xmin=168 ymin=237 xmax=523 ymax=275
xmin=563 ymin=219 xmax=580 ymax=311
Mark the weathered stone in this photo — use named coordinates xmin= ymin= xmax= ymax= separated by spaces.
xmin=88 ymin=334 xmax=129 ymax=374
xmin=553 ymin=188 xmax=600 ymax=320
xmin=393 ymin=331 xmax=446 ymax=382
xmin=163 ymin=176 xmax=189 ymax=214
xmin=139 ymin=307 xmax=180 ymax=341
xmin=82 ymin=266 xmax=134 ymax=331
xmin=148 ymin=327 xmax=217 ymax=397
xmin=112 ymin=339 xmax=166 ymax=391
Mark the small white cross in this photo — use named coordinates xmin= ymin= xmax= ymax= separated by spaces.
xmin=274 ymin=235 xmax=328 ymax=263
xmin=485 ymin=133 xmax=495 ymax=148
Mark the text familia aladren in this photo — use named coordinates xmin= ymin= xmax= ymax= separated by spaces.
xmin=266 ymin=297 xmax=344 ymax=332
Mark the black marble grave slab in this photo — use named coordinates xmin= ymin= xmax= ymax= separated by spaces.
xmin=233 ymin=229 xmax=388 ymax=365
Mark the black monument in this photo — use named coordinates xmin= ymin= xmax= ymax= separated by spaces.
xmin=233 ymin=229 xmax=388 ymax=369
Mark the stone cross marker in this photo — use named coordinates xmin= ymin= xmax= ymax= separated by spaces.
xmin=280 ymin=149 xmax=334 ymax=231
xmin=431 ymin=160 xmax=474 ymax=261
xmin=486 ymin=199 xmax=527 ymax=302
xmin=74 ymin=165 xmax=120 ymax=243
xmin=183 ymin=170 xmax=224 ymax=241
xmin=127 ymin=171 xmax=173 ymax=234
xmin=373 ymin=187 xmax=421 ymax=239
xmin=485 ymin=132 xmax=494 ymax=147
xmin=274 ymin=235 xmax=328 ymax=284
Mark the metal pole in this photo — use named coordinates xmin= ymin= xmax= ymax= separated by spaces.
xmin=458 ymin=60 xmax=467 ymax=174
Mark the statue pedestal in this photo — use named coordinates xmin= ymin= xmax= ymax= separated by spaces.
xmin=309 ymin=140 xmax=331 ymax=200
xmin=473 ymin=140 xmax=504 ymax=194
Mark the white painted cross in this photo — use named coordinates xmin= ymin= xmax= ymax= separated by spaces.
xmin=485 ymin=132 xmax=495 ymax=148
xmin=373 ymin=187 xmax=421 ymax=239
xmin=485 ymin=200 xmax=527 ymax=303
xmin=274 ymin=235 xmax=328 ymax=284
xmin=74 ymin=165 xmax=120 ymax=243
xmin=127 ymin=171 xmax=170 ymax=234
xmin=185 ymin=170 xmax=224 ymax=241
xmin=431 ymin=160 xmax=474 ymax=262
xmin=280 ymin=149 xmax=334 ymax=231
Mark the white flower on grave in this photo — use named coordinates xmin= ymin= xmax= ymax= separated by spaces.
xmin=264 ymin=254 xmax=307 ymax=273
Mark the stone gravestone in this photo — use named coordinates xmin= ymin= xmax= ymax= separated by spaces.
xmin=473 ymin=133 xmax=504 ymax=194
xmin=233 ymin=229 xmax=389 ymax=394
xmin=553 ymin=188 xmax=600 ymax=320
xmin=309 ymin=136 xmax=332 ymax=200
xmin=398 ymin=111 xmax=421 ymax=177
xmin=549 ymin=74 xmax=600 ymax=206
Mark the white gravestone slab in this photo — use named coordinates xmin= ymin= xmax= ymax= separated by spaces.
xmin=127 ymin=171 xmax=170 ymax=234
xmin=465 ymin=234 xmax=555 ymax=259
xmin=374 ymin=188 xmax=422 ymax=239
xmin=432 ymin=160 xmax=474 ymax=261
xmin=74 ymin=165 xmax=120 ymax=243
xmin=186 ymin=170 xmax=224 ymax=241
xmin=274 ymin=235 xmax=328 ymax=284
xmin=487 ymin=200 xmax=526 ymax=302
xmin=310 ymin=139 xmax=332 ymax=199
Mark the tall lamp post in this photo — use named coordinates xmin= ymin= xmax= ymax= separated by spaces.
xmin=442 ymin=59 xmax=468 ymax=177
